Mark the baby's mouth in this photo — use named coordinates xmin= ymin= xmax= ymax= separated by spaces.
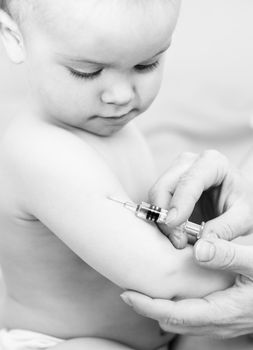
xmin=91 ymin=109 xmax=137 ymax=122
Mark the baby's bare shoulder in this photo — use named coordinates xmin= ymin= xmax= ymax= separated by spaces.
xmin=1 ymin=116 xmax=119 ymax=215
xmin=2 ymin=116 xmax=90 ymax=157
xmin=2 ymin=116 xmax=108 ymax=176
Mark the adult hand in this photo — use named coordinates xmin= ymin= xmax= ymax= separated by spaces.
xmin=120 ymin=150 xmax=253 ymax=338
xmin=121 ymin=237 xmax=253 ymax=338
xmin=149 ymin=150 xmax=253 ymax=248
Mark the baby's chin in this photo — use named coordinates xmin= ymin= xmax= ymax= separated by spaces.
xmin=83 ymin=122 xmax=129 ymax=137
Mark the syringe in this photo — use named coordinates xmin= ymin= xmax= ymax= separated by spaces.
xmin=108 ymin=196 xmax=205 ymax=240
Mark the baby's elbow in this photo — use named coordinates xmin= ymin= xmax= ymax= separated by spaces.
xmin=142 ymin=268 xmax=179 ymax=300
xmin=121 ymin=255 xmax=180 ymax=299
xmin=149 ymin=260 xmax=180 ymax=299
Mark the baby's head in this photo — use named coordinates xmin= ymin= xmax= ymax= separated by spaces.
xmin=0 ymin=0 xmax=180 ymax=136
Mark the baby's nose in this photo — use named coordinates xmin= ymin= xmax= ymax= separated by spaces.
xmin=101 ymin=80 xmax=135 ymax=106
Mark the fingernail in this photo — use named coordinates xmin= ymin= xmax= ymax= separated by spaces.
xmin=120 ymin=294 xmax=133 ymax=307
xmin=166 ymin=208 xmax=178 ymax=224
xmin=170 ymin=231 xmax=184 ymax=248
xmin=172 ymin=230 xmax=181 ymax=240
xmin=195 ymin=240 xmax=216 ymax=262
xmin=171 ymin=235 xmax=182 ymax=247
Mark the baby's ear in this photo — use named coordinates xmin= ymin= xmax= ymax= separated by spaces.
xmin=0 ymin=9 xmax=25 ymax=63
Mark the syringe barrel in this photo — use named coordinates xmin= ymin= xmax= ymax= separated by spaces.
xmin=136 ymin=202 xmax=204 ymax=239
xmin=136 ymin=202 xmax=168 ymax=222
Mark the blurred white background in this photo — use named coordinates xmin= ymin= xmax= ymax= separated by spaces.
xmin=137 ymin=0 xmax=253 ymax=172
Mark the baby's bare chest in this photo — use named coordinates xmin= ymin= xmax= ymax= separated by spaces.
xmin=0 ymin=216 xmax=118 ymax=309
xmin=0 ymin=219 xmax=167 ymax=344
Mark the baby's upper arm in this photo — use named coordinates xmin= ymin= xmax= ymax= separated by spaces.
xmin=2 ymin=123 xmax=233 ymax=299
xmin=2 ymin=123 xmax=183 ymax=296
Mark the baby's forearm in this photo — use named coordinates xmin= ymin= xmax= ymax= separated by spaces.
xmin=166 ymin=246 xmax=234 ymax=300
xmin=121 ymin=241 xmax=234 ymax=300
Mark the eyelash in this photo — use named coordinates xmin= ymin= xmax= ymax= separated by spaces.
xmin=68 ymin=61 xmax=160 ymax=81
xmin=69 ymin=68 xmax=103 ymax=80
xmin=135 ymin=61 xmax=160 ymax=72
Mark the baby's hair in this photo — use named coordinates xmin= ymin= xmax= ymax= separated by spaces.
xmin=0 ymin=0 xmax=34 ymax=22
xmin=1 ymin=0 xmax=17 ymax=20
xmin=0 ymin=0 xmax=180 ymax=26
xmin=0 ymin=0 xmax=12 ymax=14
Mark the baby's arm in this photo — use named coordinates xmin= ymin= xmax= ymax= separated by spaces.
xmin=3 ymin=124 xmax=233 ymax=299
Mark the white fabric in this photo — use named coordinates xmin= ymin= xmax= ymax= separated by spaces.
xmin=0 ymin=329 xmax=64 ymax=350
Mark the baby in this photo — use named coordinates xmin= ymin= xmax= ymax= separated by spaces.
xmin=0 ymin=0 xmax=233 ymax=349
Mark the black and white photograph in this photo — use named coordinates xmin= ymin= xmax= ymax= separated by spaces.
xmin=0 ymin=1 xmax=253 ymax=349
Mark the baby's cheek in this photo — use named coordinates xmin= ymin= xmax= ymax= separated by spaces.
xmin=37 ymin=75 xmax=85 ymax=116
xmin=142 ymin=65 xmax=165 ymax=104
xmin=137 ymin=75 xmax=163 ymax=110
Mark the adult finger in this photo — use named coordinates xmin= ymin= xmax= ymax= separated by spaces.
xmin=149 ymin=152 xmax=197 ymax=248
xmin=149 ymin=152 xmax=198 ymax=209
xmin=120 ymin=290 xmax=230 ymax=328
xmin=194 ymin=238 xmax=253 ymax=279
xmin=201 ymin=199 xmax=252 ymax=241
xmin=120 ymin=289 xmax=253 ymax=338
xmin=165 ymin=150 xmax=229 ymax=227
xmin=157 ymin=223 xmax=188 ymax=249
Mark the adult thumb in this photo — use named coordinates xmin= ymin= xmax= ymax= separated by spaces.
xmin=194 ymin=238 xmax=253 ymax=279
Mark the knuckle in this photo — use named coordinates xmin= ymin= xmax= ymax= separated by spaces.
xmin=210 ymin=297 xmax=242 ymax=325
xmin=202 ymin=149 xmax=224 ymax=161
xmin=212 ymin=313 xmax=237 ymax=327
xmin=160 ymin=315 xmax=187 ymax=327
xmin=178 ymin=152 xmax=198 ymax=162
xmin=201 ymin=150 xmax=229 ymax=183
xmin=220 ymin=244 xmax=237 ymax=269
xmin=179 ymin=171 xmax=196 ymax=186
xmin=201 ymin=149 xmax=219 ymax=161
xmin=202 ymin=149 xmax=229 ymax=169
xmin=178 ymin=173 xmax=199 ymax=200
xmin=220 ymin=223 xmax=235 ymax=241
xmin=206 ymin=222 xmax=235 ymax=241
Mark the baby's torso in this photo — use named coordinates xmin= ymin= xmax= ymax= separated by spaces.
xmin=0 ymin=118 xmax=173 ymax=349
